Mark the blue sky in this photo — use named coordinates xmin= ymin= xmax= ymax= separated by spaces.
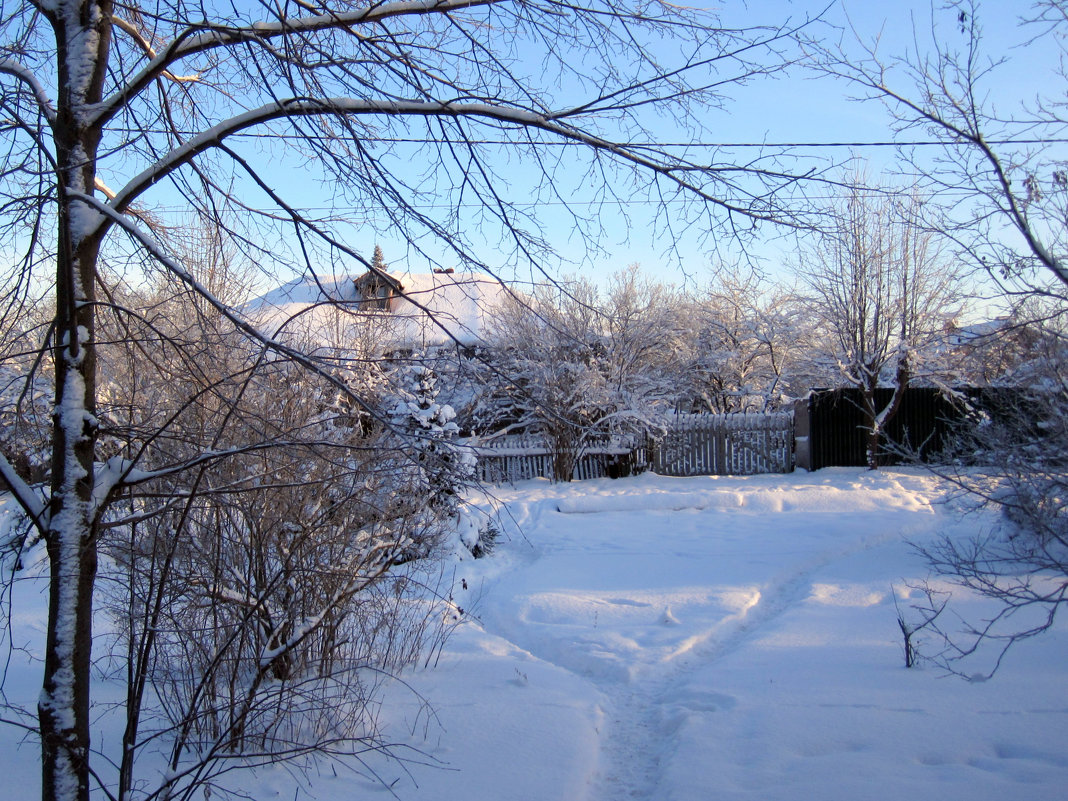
xmin=354 ymin=0 xmax=1053 ymax=291
xmin=542 ymin=0 xmax=1059 ymax=289
xmin=107 ymin=1 xmax=1056 ymax=297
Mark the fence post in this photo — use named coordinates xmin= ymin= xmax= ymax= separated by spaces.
xmin=713 ymin=423 xmax=728 ymax=474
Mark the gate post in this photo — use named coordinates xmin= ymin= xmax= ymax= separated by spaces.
xmin=794 ymin=397 xmax=812 ymax=471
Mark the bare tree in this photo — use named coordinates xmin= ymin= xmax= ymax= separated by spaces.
xmin=813 ymin=0 xmax=1068 ymax=671
xmin=815 ymin=1 xmax=1068 ymax=303
xmin=800 ymin=181 xmax=963 ymax=468
xmin=0 ymin=1 xmax=826 ymax=799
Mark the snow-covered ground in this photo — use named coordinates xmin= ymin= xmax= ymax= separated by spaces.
xmin=3 ymin=468 xmax=1067 ymax=800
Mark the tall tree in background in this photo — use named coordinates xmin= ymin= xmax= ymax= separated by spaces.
xmin=0 ymin=1 xmax=823 ymax=799
xmin=800 ymin=183 xmax=963 ymax=467
xmin=371 ymin=244 xmax=389 ymax=275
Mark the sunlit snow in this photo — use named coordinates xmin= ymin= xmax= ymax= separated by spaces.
xmin=2 ymin=468 xmax=1066 ymax=800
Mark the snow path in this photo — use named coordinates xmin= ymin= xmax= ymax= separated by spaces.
xmin=467 ymin=470 xmax=951 ymax=801
xmin=7 ymin=470 xmax=1065 ymax=801
xmin=592 ymin=579 xmax=798 ymax=797
xmin=575 ymin=511 xmax=911 ymax=801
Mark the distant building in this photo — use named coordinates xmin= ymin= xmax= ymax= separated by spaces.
xmin=942 ymin=317 xmax=1013 ymax=349
xmin=248 ymin=269 xmax=511 ymax=351
xmin=353 ymin=269 xmax=406 ymax=312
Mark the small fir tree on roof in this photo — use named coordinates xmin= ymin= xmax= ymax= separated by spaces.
xmin=371 ymin=244 xmax=388 ymax=274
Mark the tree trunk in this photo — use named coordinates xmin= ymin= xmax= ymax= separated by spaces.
xmin=551 ymin=429 xmax=579 ymax=482
xmin=862 ymin=381 xmax=880 ymax=470
xmin=863 ymin=355 xmax=910 ymax=471
xmin=865 ymin=421 xmax=881 ymax=470
xmin=40 ymin=4 xmax=112 ymax=800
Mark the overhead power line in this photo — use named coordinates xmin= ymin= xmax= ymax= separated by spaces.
xmin=284 ymin=137 xmax=1068 ymax=149
xmin=101 ymin=126 xmax=1068 ymax=150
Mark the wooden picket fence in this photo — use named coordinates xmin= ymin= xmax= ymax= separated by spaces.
xmin=649 ymin=412 xmax=794 ymax=477
xmin=468 ymin=412 xmax=794 ymax=484
xmin=468 ymin=434 xmax=639 ymax=484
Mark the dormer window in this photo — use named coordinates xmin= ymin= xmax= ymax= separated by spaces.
xmin=354 ymin=270 xmax=404 ymax=312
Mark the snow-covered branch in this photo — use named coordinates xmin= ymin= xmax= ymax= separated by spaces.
xmin=109 ymin=16 xmax=202 ymax=85
xmin=68 ymin=189 xmax=379 ymax=418
xmin=0 ymin=58 xmax=57 ymax=126
xmin=256 ymin=550 xmax=393 ymax=668
xmin=0 ymin=450 xmax=48 ymax=532
xmin=91 ymin=435 xmax=384 ymax=511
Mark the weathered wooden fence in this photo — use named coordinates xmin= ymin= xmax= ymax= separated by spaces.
xmin=469 ymin=412 xmax=794 ymax=484
xmin=468 ymin=435 xmax=639 ymax=484
xmin=649 ymin=412 xmax=794 ymax=477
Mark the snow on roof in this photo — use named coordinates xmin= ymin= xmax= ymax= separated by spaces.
xmin=247 ymin=270 xmax=510 ymax=349
xmin=945 ymin=318 xmax=1012 ymax=346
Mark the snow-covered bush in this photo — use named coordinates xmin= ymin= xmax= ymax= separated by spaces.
xmin=485 ymin=269 xmax=684 ymax=481
xmin=453 ymin=509 xmax=500 ymax=559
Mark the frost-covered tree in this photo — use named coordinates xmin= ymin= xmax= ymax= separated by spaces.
xmin=601 ymin=267 xmax=689 ymax=418
xmin=384 ymin=359 xmax=474 ymax=543
xmin=487 ymin=270 xmax=684 ymax=480
xmin=682 ymin=267 xmax=816 ymax=413
xmin=0 ymin=1 xmax=825 ymax=798
xmin=800 ymin=182 xmax=964 ymax=467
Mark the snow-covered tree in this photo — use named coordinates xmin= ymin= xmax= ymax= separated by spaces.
xmin=487 ymin=270 xmax=684 ymax=480
xmin=383 ymin=359 xmax=474 ymax=542
xmin=601 ymin=267 xmax=690 ymax=419
xmin=682 ymin=267 xmax=817 ymax=413
xmin=800 ymin=182 xmax=965 ymax=468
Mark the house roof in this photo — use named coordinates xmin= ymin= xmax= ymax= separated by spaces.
xmin=247 ymin=270 xmax=510 ymax=349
